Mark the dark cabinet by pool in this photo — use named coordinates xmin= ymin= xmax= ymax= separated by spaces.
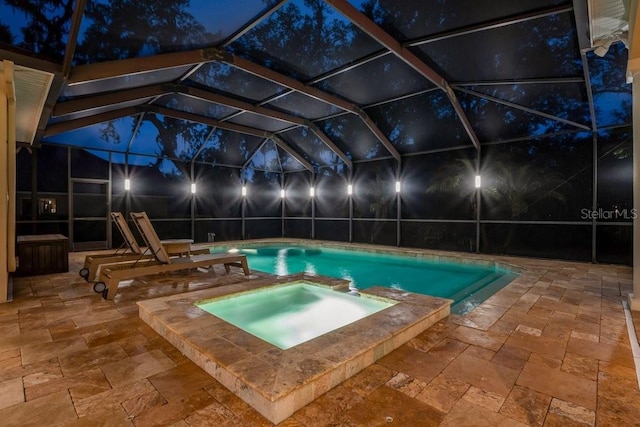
xmin=17 ymin=234 xmax=69 ymax=276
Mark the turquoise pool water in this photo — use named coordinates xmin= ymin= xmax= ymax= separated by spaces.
xmin=216 ymin=245 xmax=517 ymax=314
xmin=196 ymin=282 xmax=395 ymax=349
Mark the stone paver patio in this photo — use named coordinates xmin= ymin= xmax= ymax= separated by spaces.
xmin=0 ymin=243 xmax=639 ymax=426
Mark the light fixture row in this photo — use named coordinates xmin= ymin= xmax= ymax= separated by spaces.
xmin=124 ymin=177 xmax=483 ymax=194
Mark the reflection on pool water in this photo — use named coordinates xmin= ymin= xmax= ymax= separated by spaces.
xmin=214 ymin=245 xmax=517 ymax=314
xmin=196 ymin=282 xmax=395 ymax=349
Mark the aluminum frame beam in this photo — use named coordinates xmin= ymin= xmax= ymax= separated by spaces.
xmin=305 ymin=121 xmax=352 ymax=169
xmin=454 ymin=86 xmax=591 ymax=131
xmin=324 ymin=0 xmax=481 ymax=152
xmin=44 ymin=107 xmax=141 ymax=137
xmin=52 ymin=84 xmax=166 ymax=117
xmin=153 ymin=106 xmax=313 ymax=172
xmin=34 ymin=0 xmax=86 ymax=142
xmin=179 ymin=0 xmax=289 ymax=82
xmin=271 ymin=134 xmax=314 ymax=172
xmin=406 ymin=5 xmax=574 ymax=47
xmin=65 ymin=47 xmax=392 ymax=162
xmin=67 ymin=49 xmax=225 ymax=85
xmin=201 ymin=50 xmax=401 ymax=161
xmin=51 ymin=81 xmax=349 ymax=169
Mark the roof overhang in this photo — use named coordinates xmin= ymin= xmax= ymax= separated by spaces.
xmin=0 ymin=61 xmax=54 ymax=144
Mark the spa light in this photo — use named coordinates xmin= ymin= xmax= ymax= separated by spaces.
xmin=191 ymin=183 xmax=196 ymax=194
xmin=309 ymin=187 xmax=315 ymax=197
xmin=347 ymin=184 xmax=353 ymax=196
xmin=475 ymin=175 xmax=482 ymax=189
xmin=395 ymin=180 xmax=401 ymax=193
xmin=241 ymin=186 xmax=247 ymax=197
xmin=281 ymin=189 xmax=285 ymax=198
xmin=124 ymin=178 xmax=131 ymax=191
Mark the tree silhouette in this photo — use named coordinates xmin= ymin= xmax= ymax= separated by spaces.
xmin=76 ymin=0 xmax=211 ymax=63
xmin=233 ymin=0 xmax=378 ymax=80
xmin=353 ymin=160 xmax=396 ymax=243
xmin=0 ymin=22 xmax=13 ymax=44
xmin=2 ymin=0 xmax=74 ymax=60
xmin=73 ymin=0 xmax=214 ymax=175
xmin=426 ymin=155 xmax=568 ymax=253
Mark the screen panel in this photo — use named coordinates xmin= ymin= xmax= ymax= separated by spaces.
xmin=0 ymin=1 xmax=74 ymax=62
xmin=75 ymin=0 xmax=277 ymax=61
xmin=284 ymin=219 xmax=311 ymax=238
xmin=315 ymin=219 xmax=350 ymax=242
xmin=244 ymin=170 xmax=282 ymax=217
xmin=587 ymin=42 xmax=632 ymax=128
xmin=198 ymin=129 xmax=264 ymax=166
xmin=365 ymin=90 xmax=471 ymax=154
xmin=232 ymin=0 xmax=383 ymax=80
xmin=401 ymin=222 xmax=475 ymax=253
xmin=194 ymin=164 xmax=242 ymax=218
xmin=481 ymin=223 xmax=591 ymax=261
xmin=401 ymin=149 xmax=477 ymax=220
xmin=315 ymin=166 xmax=350 ymax=219
xmin=481 ymin=132 xmax=592 ymax=221
xmin=596 ymin=225 xmax=632 ymax=265
xmin=71 ymin=148 xmax=110 ymax=180
xmin=353 ymin=220 xmax=396 ymax=246
xmin=43 ymin=117 xmax=137 ymax=153
xmin=195 ymin=219 xmax=242 ymax=243
xmin=316 ymin=54 xmax=434 ymax=105
xmin=284 ymin=171 xmax=311 ymax=217
xmin=348 ymin=0 xmax=569 ymax=42
xmin=187 ymin=62 xmax=288 ymax=102
xmin=37 ymin=145 xmax=68 ymax=193
xmin=317 ymin=114 xmax=387 ymax=161
xmin=415 ymin=12 xmax=581 ymax=82
xmin=352 ymin=159 xmax=397 ymax=219
xmin=245 ymin=219 xmax=282 ymax=239
xmin=597 ymin=127 xmax=633 ymax=223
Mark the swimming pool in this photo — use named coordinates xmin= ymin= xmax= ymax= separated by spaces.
xmin=216 ymin=244 xmax=517 ymax=314
xmin=196 ymin=281 xmax=395 ymax=349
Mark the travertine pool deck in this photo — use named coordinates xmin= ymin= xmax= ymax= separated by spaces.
xmin=137 ymin=275 xmax=451 ymax=424
xmin=0 ymin=239 xmax=639 ymax=426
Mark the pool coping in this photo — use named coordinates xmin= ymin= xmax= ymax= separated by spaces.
xmin=137 ymin=273 xmax=452 ymax=424
xmin=200 ymin=238 xmax=523 ymax=275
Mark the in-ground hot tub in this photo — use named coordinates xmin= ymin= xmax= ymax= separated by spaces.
xmin=138 ymin=274 xmax=452 ymax=424
xmin=196 ymin=281 xmax=396 ymax=349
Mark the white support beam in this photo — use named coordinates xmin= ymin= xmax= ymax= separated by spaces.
xmin=0 ymin=60 xmax=16 ymax=302
xmin=5 ymin=62 xmax=16 ymax=275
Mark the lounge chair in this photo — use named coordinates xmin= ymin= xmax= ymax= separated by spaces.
xmin=94 ymin=212 xmax=250 ymax=300
xmin=79 ymin=212 xmax=148 ymax=281
xmin=80 ymin=212 xmax=209 ymax=281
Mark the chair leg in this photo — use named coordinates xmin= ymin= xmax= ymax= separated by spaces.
xmin=105 ymin=279 xmax=119 ymax=300
xmin=241 ymin=259 xmax=250 ymax=275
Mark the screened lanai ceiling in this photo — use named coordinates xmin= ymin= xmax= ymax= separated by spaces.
xmin=0 ymin=0 xmax=634 ymax=173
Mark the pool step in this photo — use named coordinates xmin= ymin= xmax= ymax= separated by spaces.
xmin=451 ymin=271 xmax=518 ymax=315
